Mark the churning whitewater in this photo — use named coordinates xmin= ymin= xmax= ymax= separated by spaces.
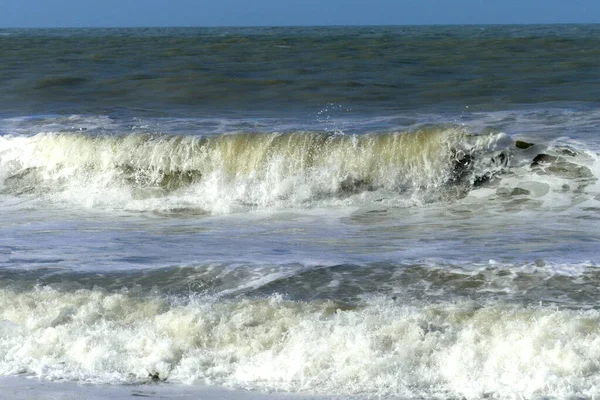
xmin=1 ymin=286 xmax=600 ymax=399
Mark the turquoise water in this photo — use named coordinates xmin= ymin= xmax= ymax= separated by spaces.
xmin=1 ymin=25 xmax=600 ymax=399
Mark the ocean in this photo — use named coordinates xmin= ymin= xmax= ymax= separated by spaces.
xmin=1 ymin=25 xmax=600 ymax=399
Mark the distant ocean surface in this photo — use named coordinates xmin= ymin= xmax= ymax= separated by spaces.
xmin=1 ymin=25 xmax=600 ymax=399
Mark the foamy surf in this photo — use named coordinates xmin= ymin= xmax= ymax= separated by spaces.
xmin=0 ymin=285 xmax=599 ymax=399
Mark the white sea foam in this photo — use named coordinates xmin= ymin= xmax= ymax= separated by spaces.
xmin=0 ymin=288 xmax=599 ymax=399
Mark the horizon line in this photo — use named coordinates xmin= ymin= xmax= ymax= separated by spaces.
xmin=2 ymin=22 xmax=600 ymax=30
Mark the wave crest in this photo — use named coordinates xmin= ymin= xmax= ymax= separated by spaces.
xmin=0 ymin=128 xmax=518 ymax=212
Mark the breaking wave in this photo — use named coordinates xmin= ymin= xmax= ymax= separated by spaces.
xmin=0 ymin=127 xmax=520 ymax=213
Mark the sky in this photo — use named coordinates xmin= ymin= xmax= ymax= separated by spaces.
xmin=0 ymin=0 xmax=599 ymax=28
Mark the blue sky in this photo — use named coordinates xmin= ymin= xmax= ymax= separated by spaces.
xmin=1 ymin=0 xmax=599 ymax=27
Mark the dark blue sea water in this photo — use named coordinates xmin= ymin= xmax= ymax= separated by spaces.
xmin=1 ymin=25 xmax=600 ymax=399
